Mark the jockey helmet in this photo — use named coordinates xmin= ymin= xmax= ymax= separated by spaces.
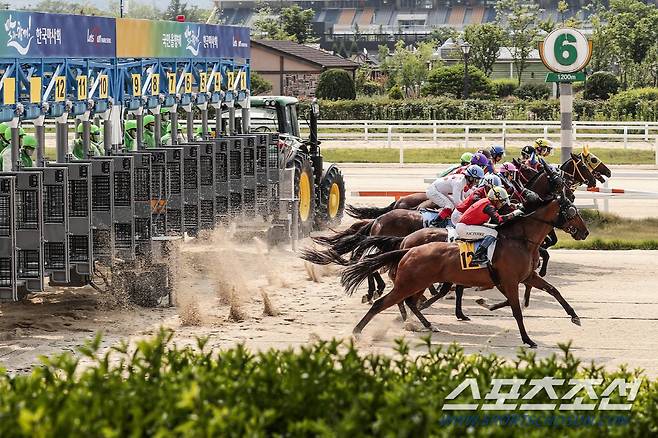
xmin=464 ymin=164 xmax=485 ymax=181
xmin=521 ymin=145 xmax=534 ymax=159
xmin=460 ymin=152 xmax=473 ymax=165
xmin=487 ymin=186 xmax=509 ymax=204
xmin=481 ymin=174 xmax=502 ymax=189
xmin=470 ymin=152 xmax=489 ymax=168
xmin=490 ymin=145 xmax=505 ymax=161
xmin=533 ymin=138 xmax=553 ymax=157
xmin=499 ymin=162 xmax=518 ymax=174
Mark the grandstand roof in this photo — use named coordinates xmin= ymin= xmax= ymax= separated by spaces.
xmin=252 ymin=39 xmax=359 ymax=69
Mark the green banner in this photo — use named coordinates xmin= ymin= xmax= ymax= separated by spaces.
xmin=545 ymin=71 xmax=586 ymax=83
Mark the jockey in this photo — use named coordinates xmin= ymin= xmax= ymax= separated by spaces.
xmin=498 ymin=162 xmax=518 ymax=183
xmin=468 ymin=152 xmax=490 ymax=172
xmin=452 ymin=174 xmax=502 ymax=224
xmin=439 ymin=152 xmax=474 ymax=177
xmin=489 ymin=145 xmax=505 ymax=165
xmin=526 ymin=139 xmax=553 ymax=171
xmin=476 ymin=148 xmax=495 ymax=173
xmin=521 ymin=145 xmax=534 ymax=160
xmin=426 ymin=164 xmax=484 ymax=222
xmin=456 ymin=186 xmax=524 ymax=264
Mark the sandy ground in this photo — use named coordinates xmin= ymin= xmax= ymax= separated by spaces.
xmin=1 ymin=227 xmax=657 ymax=376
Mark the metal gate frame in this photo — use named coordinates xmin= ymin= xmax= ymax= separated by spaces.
xmin=254 ymin=133 xmax=270 ymax=217
xmin=238 ymin=134 xmax=257 ymax=219
xmin=226 ymin=137 xmax=243 ymax=218
xmin=194 ymin=141 xmax=216 ymax=231
xmin=152 ymin=147 xmax=184 ymax=236
xmin=214 ymin=138 xmax=229 ymax=225
xmin=37 ymin=166 xmax=70 ymax=284
xmin=0 ymin=175 xmax=17 ymax=301
xmin=123 ymin=152 xmax=152 ymax=256
xmin=181 ymin=144 xmax=201 ymax=237
xmin=109 ymin=155 xmax=136 ymax=261
xmin=86 ymin=158 xmax=115 ymax=266
xmin=14 ymin=171 xmax=44 ymax=296
xmin=267 ymin=133 xmax=282 ymax=218
xmin=48 ymin=162 xmax=93 ymax=286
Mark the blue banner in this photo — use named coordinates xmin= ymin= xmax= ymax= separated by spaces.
xmin=0 ymin=11 xmax=116 ymax=58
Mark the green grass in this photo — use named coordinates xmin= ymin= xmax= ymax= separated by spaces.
xmin=323 ymin=147 xmax=655 ymax=165
xmin=555 ymin=210 xmax=658 ymax=249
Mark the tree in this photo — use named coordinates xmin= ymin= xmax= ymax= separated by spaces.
xmin=253 ymin=6 xmax=316 ymax=44
xmin=250 ymin=72 xmax=273 ymax=95
xmin=162 ymin=0 xmax=206 ymax=22
xmin=379 ymin=40 xmax=436 ymax=97
xmin=496 ymin=0 xmax=540 ymax=85
xmin=27 ymin=0 xmax=106 ymax=15
xmin=280 ymin=5 xmax=316 ymax=44
xmin=584 ymin=72 xmax=620 ymax=100
xmin=463 ymin=23 xmax=505 ymax=76
xmin=429 ymin=27 xmax=458 ymax=45
xmin=316 ymin=69 xmax=356 ymax=100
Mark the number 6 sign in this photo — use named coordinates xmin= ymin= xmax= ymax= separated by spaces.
xmin=539 ymin=28 xmax=592 ymax=73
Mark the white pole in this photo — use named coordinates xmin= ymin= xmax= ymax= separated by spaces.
xmin=465 ymin=125 xmax=469 ymax=149
xmin=364 ymin=121 xmax=369 ymax=143
xmin=655 ymin=135 xmax=658 ymax=166
xmin=603 ymin=179 xmax=609 ymax=213
xmin=559 ymin=82 xmax=573 ymax=163
xmin=624 ymin=126 xmax=628 ymax=149
xmin=399 ymin=143 xmax=404 ymax=165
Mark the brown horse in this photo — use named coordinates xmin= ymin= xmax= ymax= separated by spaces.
xmin=341 ymin=193 xmax=589 ymax=347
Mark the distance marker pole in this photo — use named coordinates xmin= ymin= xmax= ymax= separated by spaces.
xmin=559 ymin=82 xmax=573 ymax=163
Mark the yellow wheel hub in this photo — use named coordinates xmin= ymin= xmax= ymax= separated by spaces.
xmin=328 ymin=182 xmax=341 ymax=218
xmin=299 ymin=172 xmax=311 ymax=221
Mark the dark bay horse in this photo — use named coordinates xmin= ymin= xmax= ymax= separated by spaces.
xmin=345 ymin=193 xmax=428 ymax=219
xmin=341 ymin=195 xmax=589 ymax=347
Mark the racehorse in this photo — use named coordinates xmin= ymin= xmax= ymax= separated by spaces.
xmin=345 ymin=193 xmax=428 ymax=219
xmin=341 ymin=187 xmax=589 ymax=347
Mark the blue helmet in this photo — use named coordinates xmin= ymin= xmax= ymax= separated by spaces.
xmin=464 ymin=164 xmax=485 ymax=180
xmin=481 ymin=173 xmax=502 ymax=188
xmin=470 ymin=152 xmax=489 ymax=168
xmin=490 ymin=145 xmax=505 ymax=160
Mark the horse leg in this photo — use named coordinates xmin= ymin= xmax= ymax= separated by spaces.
xmin=397 ymin=303 xmax=408 ymax=322
xmin=353 ymin=285 xmax=415 ymax=336
xmin=428 ymin=284 xmax=439 ymax=295
xmin=500 ymin=282 xmax=537 ymax=348
xmin=475 ymin=297 xmax=510 ymax=311
xmin=454 ymin=286 xmax=470 ymax=321
xmin=419 ymin=282 xmax=452 ymax=310
xmin=405 ymin=295 xmax=439 ymax=332
xmin=374 ymin=271 xmax=386 ymax=297
xmin=363 ymin=275 xmax=376 ymax=304
xmin=538 ymin=247 xmax=550 ymax=277
xmin=525 ymin=274 xmax=581 ymax=326
xmin=523 ymin=284 xmax=532 ymax=307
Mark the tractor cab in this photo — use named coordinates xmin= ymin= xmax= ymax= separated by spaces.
xmin=250 ymin=96 xmax=345 ymax=233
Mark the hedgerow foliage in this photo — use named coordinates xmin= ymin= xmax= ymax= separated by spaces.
xmin=0 ymin=329 xmax=655 ymax=436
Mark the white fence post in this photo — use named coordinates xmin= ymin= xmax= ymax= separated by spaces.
xmin=433 ymin=121 xmax=437 ymax=145
xmin=573 ymin=125 xmax=577 ymax=143
xmin=624 ymin=126 xmax=628 ymax=149
xmin=603 ymin=179 xmax=609 ymax=213
xmin=655 ymin=135 xmax=658 ymax=166
xmin=502 ymin=121 xmax=507 ymax=145
xmin=543 ymin=125 xmax=548 ymax=139
xmin=465 ymin=125 xmax=470 ymax=149
xmin=364 ymin=121 xmax=369 ymax=143
xmin=645 ymin=123 xmax=649 ymax=142
xmin=387 ymin=126 xmax=392 ymax=148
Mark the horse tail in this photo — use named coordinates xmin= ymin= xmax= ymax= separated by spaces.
xmin=329 ymin=220 xmax=375 ymax=255
xmin=311 ymin=220 xmax=371 ymax=247
xmin=299 ymin=247 xmax=351 ymax=266
xmin=351 ymin=236 xmax=404 ymax=261
xmin=345 ymin=201 xmax=396 ymax=219
xmin=341 ymin=249 xmax=409 ymax=296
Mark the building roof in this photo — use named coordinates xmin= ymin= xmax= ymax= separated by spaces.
xmin=252 ymin=39 xmax=359 ymax=70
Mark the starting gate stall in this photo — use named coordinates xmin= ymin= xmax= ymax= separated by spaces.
xmin=0 ymin=11 xmax=290 ymax=302
xmin=0 ymin=175 xmax=16 ymax=300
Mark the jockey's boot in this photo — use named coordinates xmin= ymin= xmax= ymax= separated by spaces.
xmin=471 ymin=235 xmax=497 ymax=265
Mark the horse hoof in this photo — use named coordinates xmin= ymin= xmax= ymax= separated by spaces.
xmin=475 ymin=298 xmax=488 ymax=309
xmin=428 ymin=325 xmax=440 ymax=333
xmin=524 ymin=340 xmax=538 ymax=348
xmin=571 ymin=316 xmax=581 ymax=326
xmin=361 ymin=295 xmax=369 ymax=304
xmin=457 ymin=315 xmax=471 ymax=321
xmin=352 ymin=330 xmax=362 ymax=341
xmin=524 ymin=300 xmax=530 ymax=308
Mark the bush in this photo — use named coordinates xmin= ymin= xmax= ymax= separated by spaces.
xmin=513 ymin=83 xmax=551 ymax=100
xmin=491 ymin=78 xmax=518 ymax=98
xmin=360 ymin=81 xmax=384 ymax=96
xmin=315 ymin=69 xmax=356 ymax=100
xmin=387 ymin=85 xmax=404 ymax=100
xmin=422 ymin=64 xmax=493 ymax=99
xmin=1 ymin=330 xmax=656 ymax=436
xmin=607 ymin=87 xmax=658 ymax=118
xmin=250 ymin=71 xmax=273 ymax=95
xmin=584 ymin=71 xmax=620 ymax=100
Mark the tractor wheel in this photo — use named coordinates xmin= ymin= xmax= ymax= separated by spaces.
xmin=294 ymin=154 xmax=316 ymax=237
xmin=316 ymin=165 xmax=346 ymax=228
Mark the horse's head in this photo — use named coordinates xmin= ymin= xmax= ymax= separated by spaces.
xmin=581 ymin=145 xmax=611 ymax=183
xmin=560 ymin=153 xmax=597 ymax=188
xmin=554 ymin=194 xmax=589 ymax=241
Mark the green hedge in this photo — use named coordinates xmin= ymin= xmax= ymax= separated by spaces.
xmin=312 ymin=91 xmax=658 ymax=121
xmin=0 ymin=329 xmax=655 ymax=436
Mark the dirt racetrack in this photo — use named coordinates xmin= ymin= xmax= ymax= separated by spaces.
xmin=0 ymin=228 xmax=657 ymax=376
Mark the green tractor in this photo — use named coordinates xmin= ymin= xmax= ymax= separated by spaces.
xmin=250 ymin=96 xmax=345 ymax=235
